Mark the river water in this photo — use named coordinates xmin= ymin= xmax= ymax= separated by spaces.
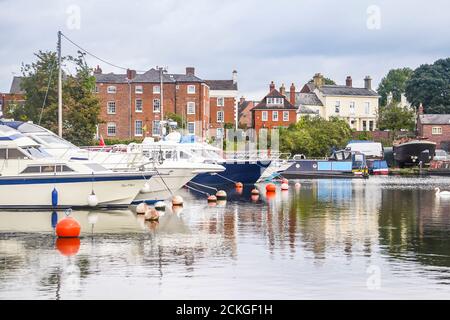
xmin=0 ymin=176 xmax=449 ymax=299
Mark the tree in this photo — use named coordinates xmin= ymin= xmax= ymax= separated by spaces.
xmin=405 ymin=58 xmax=450 ymax=113
xmin=378 ymin=102 xmax=415 ymax=134
xmin=377 ymin=68 xmax=413 ymax=106
xmin=279 ymin=116 xmax=352 ymax=157
xmin=166 ymin=112 xmax=185 ymax=128
xmin=7 ymin=50 xmax=101 ymax=145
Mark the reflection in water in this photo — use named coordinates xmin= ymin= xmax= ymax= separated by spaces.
xmin=0 ymin=176 xmax=449 ymax=299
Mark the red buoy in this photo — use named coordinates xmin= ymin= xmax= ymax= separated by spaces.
xmin=56 ymin=217 xmax=81 ymax=238
xmin=265 ymin=183 xmax=276 ymax=193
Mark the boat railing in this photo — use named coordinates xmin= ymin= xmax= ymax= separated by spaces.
xmin=223 ymin=150 xmax=290 ymax=161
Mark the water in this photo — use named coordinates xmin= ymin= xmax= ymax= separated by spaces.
xmin=0 ymin=176 xmax=449 ymax=299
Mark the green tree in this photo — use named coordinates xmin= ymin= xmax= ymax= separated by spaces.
xmin=378 ymin=102 xmax=415 ymax=135
xmin=280 ymin=116 xmax=352 ymax=157
xmin=8 ymin=50 xmax=101 ymax=146
xmin=166 ymin=112 xmax=185 ymax=128
xmin=405 ymin=57 xmax=450 ymax=113
xmin=377 ymin=68 xmax=413 ymax=106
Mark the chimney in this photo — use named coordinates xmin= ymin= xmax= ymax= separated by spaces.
xmin=126 ymin=69 xmax=136 ymax=80
xmin=269 ymin=81 xmax=275 ymax=92
xmin=232 ymin=70 xmax=238 ymax=84
xmin=93 ymin=65 xmax=102 ymax=74
xmin=418 ymin=103 xmax=424 ymax=115
xmin=240 ymin=96 xmax=245 ymax=104
xmin=186 ymin=67 xmax=195 ymax=76
xmin=290 ymin=83 xmax=296 ymax=105
xmin=313 ymin=73 xmax=324 ymax=88
xmin=346 ymin=76 xmax=352 ymax=87
xmin=364 ymin=76 xmax=372 ymax=90
xmin=279 ymin=83 xmax=286 ymax=96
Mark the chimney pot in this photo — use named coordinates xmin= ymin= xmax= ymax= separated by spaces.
xmin=279 ymin=83 xmax=286 ymax=96
xmin=418 ymin=103 xmax=424 ymax=115
xmin=313 ymin=73 xmax=324 ymax=88
xmin=269 ymin=81 xmax=275 ymax=92
xmin=232 ymin=70 xmax=238 ymax=84
xmin=94 ymin=65 xmax=102 ymax=74
xmin=290 ymin=83 xmax=296 ymax=106
xmin=126 ymin=69 xmax=136 ymax=80
xmin=346 ymin=76 xmax=352 ymax=87
xmin=186 ymin=67 xmax=195 ymax=76
xmin=364 ymin=76 xmax=372 ymax=90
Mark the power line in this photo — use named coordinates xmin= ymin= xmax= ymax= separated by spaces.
xmin=60 ymin=32 xmax=147 ymax=73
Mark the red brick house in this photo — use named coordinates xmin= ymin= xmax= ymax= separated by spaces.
xmin=0 ymin=76 xmax=26 ymax=117
xmin=251 ymin=82 xmax=297 ymax=133
xmin=417 ymin=104 xmax=450 ymax=151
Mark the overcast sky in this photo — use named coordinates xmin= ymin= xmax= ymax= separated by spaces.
xmin=1 ymin=0 xmax=449 ymax=99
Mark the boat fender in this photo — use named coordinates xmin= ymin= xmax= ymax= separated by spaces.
xmin=52 ymin=188 xmax=58 ymax=207
xmin=87 ymin=191 xmax=99 ymax=207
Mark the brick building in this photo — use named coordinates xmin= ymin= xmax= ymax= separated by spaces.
xmin=94 ymin=66 xmax=237 ymax=140
xmin=251 ymin=82 xmax=297 ymax=133
xmin=238 ymin=97 xmax=256 ymax=129
xmin=0 ymin=76 xmax=26 ymax=117
xmin=417 ymin=104 xmax=450 ymax=151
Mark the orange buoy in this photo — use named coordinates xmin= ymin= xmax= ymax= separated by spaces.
xmin=56 ymin=217 xmax=81 ymax=238
xmin=266 ymin=191 xmax=276 ymax=200
xmin=265 ymin=183 xmax=276 ymax=192
xmin=216 ymin=190 xmax=227 ymax=200
xmin=281 ymin=178 xmax=289 ymax=184
xmin=235 ymin=182 xmax=243 ymax=188
xmin=56 ymin=238 xmax=80 ymax=256
xmin=251 ymin=188 xmax=260 ymax=195
xmin=281 ymin=183 xmax=289 ymax=190
xmin=207 ymin=195 xmax=217 ymax=202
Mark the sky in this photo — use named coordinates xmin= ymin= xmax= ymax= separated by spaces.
xmin=0 ymin=0 xmax=449 ymax=100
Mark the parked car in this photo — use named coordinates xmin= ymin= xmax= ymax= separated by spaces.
xmin=433 ymin=149 xmax=450 ymax=161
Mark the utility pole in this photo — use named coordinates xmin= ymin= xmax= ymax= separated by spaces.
xmin=57 ymin=31 xmax=62 ymax=137
xmin=157 ymin=66 xmax=167 ymax=136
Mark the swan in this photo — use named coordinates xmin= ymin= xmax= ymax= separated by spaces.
xmin=435 ymin=187 xmax=450 ymax=196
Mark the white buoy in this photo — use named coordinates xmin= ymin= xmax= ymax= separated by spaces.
xmin=136 ymin=202 xmax=147 ymax=214
xmin=281 ymin=183 xmax=289 ymax=190
xmin=154 ymin=201 xmax=166 ymax=211
xmin=140 ymin=182 xmax=151 ymax=193
xmin=172 ymin=195 xmax=184 ymax=206
xmin=87 ymin=191 xmax=99 ymax=207
xmin=295 ymin=182 xmax=301 ymax=190
xmin=145 ymin=208 xmax=159 ymax=221
xmin=216 ymin=190 xmax=227 ymax=200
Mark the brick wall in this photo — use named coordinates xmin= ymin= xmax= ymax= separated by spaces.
xmin=210 ymin=96 xmax=236 ymax=129
xmin=418 ymin=124 xmax=450 ymax=150
xmin=253 ymin=109 xmax=297 ymax=133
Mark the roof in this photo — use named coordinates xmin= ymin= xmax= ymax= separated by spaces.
xmin=302 ymin=82 xmax=378 ymax=97
xmin=287 ymin=91 xmax=323 ymax=107
xmin=95 ymin=68 xmax=204 ymax=84
xmin=252 ymin=89 xmax=296 ymax=111
xmin=297 ymin=105 xmax=319 ymax=114
xmin=205 ymin=80 xmax=237 ymax=90
xmin=10 ymin=76 xmax=25 ymax=94
xmin=94 ymin=73 xmax=129 ymax=83
xmin=238 ymin=100 xmax=256 ymax=116
xmin=418 ymin=114 xmax=450 ymax=125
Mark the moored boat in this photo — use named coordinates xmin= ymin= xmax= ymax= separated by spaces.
xmin=393 ymin=138 xmax=436 ymax=167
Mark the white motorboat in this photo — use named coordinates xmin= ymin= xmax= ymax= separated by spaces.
xmin=0 ymin=120 xmax=225 ymax=203
xmin=0 ymin=125 xmax=155 ymax=209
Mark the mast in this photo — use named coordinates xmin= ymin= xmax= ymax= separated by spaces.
xmin=57 ymin=31 xmax=62 ymax=137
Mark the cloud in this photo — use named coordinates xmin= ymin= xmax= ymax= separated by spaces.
xmin=1 ymin=0 xmax=449 ymax=99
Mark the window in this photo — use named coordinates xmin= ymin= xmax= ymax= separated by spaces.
xmin=262 ymin=111 xmax=268 ymax=121
xmin=216 ymin=128 xmax=223 ymax=138
xmin=153 ymin=99 xmax=160 ymax=113
xmin=107 ymin=86 xmax=116 ymax=94
xmin=349 ymin=102 xmax=355 ymax=114
xmin=107 ymin=101 xmax=116 ymax=114
xmin=107 ymin=122 xmax=116 ymax=136
xmin=0 ymin=148 xmax=26 ymax=159
xmin=335 ymin=101 xmax=340 ymax=113
xmin=187 ymin=85 xmax=196 ymax=94
xmin=432 ymin=127 xmax=442 ymax=135
xmin=94 ymin=86 xmax=99 ymax=93
xmin=187 ymin=102 xmax=195 ymax=114
xmin=135 ymin=120 xmax=143 ymax=136
xmin=365 ymin=102 xmax=370 ymax=114
xmin=217 ymin=97 xmax=225 ymax=107
xmin=187 ymin=122 xmax=195 ymax=134
xmin=135 ymin=85 xmax=143 ymax=94
xmin=362 ymin=120 xmax=367 ymax=131
xmin=283 ymin=111 xmax=289 ymax=121
xmin=369 ymin=121 xmax=374 ymax=131
xmin=153 ymin=85 xmax=160 ymax=94
xmin=152 ymin=120 xmax=160 ymax=136
xmin=217 ymin=110 xmax=224 ymax=123
xmin=272 ymin=111 xmax=279 ymax=121
xmin=135 ymin=99 xmax=143 ymax=112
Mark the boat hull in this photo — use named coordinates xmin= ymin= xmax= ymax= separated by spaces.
xmin=393 ymin=141 xmax=436 ymax=167
xmin=190 ymin=160 xmax=272 ymax=186
xmin=0 ymin=173 xmax=153 ymax=209
xmin=281 ymin=160 xmax=367 ymax=179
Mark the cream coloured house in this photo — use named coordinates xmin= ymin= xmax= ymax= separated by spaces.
xmin=295 ymin=73 xmax=380 ymax=131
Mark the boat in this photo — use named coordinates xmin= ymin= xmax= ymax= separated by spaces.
xmin=392 ymin=138 xmax=436 ymax=167
xmin=367 ymin=159 xmax=389 ymax=175
xmin=0 ymin=120 xmax=225 ymax=204
xmin=281 ymin=150 xmax=369 ymax=179
xmin=0 ymin=125 xmax=155 ymax=209
xmin=138 ymin=132 xmax=272 ymax=187
xmin=345 ymin=140 xmax=384 ymax=159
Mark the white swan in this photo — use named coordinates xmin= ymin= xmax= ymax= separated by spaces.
xmin=435 ymin=187 xmax=450 ymax=196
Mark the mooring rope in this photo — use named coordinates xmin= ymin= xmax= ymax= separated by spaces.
xmin=184 ymin=183 xmax=211 ymax=196
xmin=187 ymin=180 xmax=218 ymax=192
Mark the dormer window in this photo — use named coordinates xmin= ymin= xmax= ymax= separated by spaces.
xmin=266 ymin=97 xmax=284 ymax=105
